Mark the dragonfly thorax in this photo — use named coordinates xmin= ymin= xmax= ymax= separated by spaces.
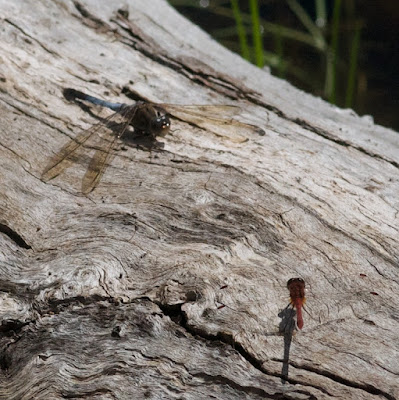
xmin=131 ymin=103 xmax=170 ymax=137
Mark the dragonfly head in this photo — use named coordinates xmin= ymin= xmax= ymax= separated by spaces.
xmin=287 ymin=277 xmax=305 ymax=289
xmin=150 ymin=107 xmax=171 ymax=137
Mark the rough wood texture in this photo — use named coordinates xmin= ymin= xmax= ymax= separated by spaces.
xmin=1 ymin=1 xmax=398 ymax=399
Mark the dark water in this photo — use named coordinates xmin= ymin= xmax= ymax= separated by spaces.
xmin=170 ymin=0 xmax=399 ymax=132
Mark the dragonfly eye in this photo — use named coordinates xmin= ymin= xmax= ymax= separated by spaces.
xmin=150 ymin=114 xmax=171 ymax=136
xmin=287 ymin=277 xmax=305 ymax=288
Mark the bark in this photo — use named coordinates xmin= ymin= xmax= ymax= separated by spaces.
xmin=0 ymin=1 xmax=398 ymax=399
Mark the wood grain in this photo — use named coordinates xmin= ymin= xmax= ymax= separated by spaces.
xmin=0 ymin=1 xmax=398 ymax=399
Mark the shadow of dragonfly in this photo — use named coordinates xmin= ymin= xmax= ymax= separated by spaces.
xmin=42 ymin=88 xmax=265 ymax=194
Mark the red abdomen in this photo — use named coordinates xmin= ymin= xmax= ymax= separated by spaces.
xmin=287 ymin=278 xmax=306 ymax=329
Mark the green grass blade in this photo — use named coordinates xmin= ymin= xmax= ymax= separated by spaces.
xmin=315 ymin=0 xmax=327 ymax=28
xmin=274 ymin=27 xmax=285 ymax=78
xmin=249 ymin=0 xmax=264 ymax=67
xmin=286 ymin=0 xmax=325 ymax=49
xmin=230 ymin=0 xmax=251 ymax=61
xmin=183 ymin=4 xmax=322 ymax=49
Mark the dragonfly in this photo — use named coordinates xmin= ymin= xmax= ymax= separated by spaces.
xmin=42 ymin=88 xmax=265 ymax=194
xmin=286 ymin=277 xmax=306 ymax=330
xmin=215 ymin=278 xmax=307 ymax=332
xmin=213 ymin=274 xmax=382 ymax=335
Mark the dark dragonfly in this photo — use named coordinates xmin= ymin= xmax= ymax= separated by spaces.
xmin=42 ymin=88 xmax=265 ymax=194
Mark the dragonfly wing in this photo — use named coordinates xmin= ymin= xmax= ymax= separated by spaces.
xmin=81 ymin=136 xmax=117 ymax=194
xmin=41 ymin=127 xmax=95 ymax=182
xmin=41 ymin=112 xmax=120 ymax=182
xmin=162 ymin=104 xmax=241 ymax=119
xmin=81 ymin=108 xmax=134 ymax=194
xmin=42 ymin=106 xmax=135 ymax=190
xmin=162 ymin=104 xmax=264 ymax=143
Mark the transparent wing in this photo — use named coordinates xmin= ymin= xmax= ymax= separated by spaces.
xmin=161 ymin=104 xmax=241 ymax=119
xmin=161 ymin=104 xmax=265 ymax=143
xmin=41 ymin=124 xmax=97 ymax=183
xmin=81 ymin=109 xmax=134 ymax=194
xmin=42 ymin=106 xmax=135 ymax=192
xmin=214 ymin=273 xmax=385 ymax=335
xmin=81 ymin=135 xmax=118 ymax=195
xmin=212 ymin=282 xmax=291 ymax=335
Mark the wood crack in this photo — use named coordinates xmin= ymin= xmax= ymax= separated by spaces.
xmin=0 ymin=223 xmax=31 ymax=249
xmin=289 ymin=361 xmax=396 ymax=400
xmin=4 ymin=19 xmax=57 ymax=56
xmin=156 ymin=301 xmax=324 ymax=397
xmin=293 ymin=118 xmax=399 ymax=170
xmin=190 ymin=372 xmax=296 ymax=400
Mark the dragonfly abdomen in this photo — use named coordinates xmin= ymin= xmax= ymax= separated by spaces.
xmin=63 ymin=88 xmax=126 ymax=112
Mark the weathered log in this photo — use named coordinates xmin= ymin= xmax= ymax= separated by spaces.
xmin=0 ymin=1 xmax=398 ymax=399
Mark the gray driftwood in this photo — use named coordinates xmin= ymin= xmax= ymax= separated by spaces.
xmin=0 ymin=1 xmax=398 ymax=399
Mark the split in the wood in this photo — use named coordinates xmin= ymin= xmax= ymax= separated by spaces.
xmin=0 ymin=223 xmax=32 ymax=249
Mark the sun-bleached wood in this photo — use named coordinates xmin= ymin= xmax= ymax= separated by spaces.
xmin=0 ymin=1 xmax=398 ymax=399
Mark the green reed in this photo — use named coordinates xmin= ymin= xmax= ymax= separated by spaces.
xmin=169 ymin=0 xmax=362 ymax=108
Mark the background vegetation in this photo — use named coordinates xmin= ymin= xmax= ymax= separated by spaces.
xmin=169 ymin=0 xmax=399 ymax=131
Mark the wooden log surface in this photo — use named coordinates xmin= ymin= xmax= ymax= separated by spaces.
xmin=0 ymin=1 xmax=398 ymax=399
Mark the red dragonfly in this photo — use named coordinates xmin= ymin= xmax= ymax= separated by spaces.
xmin=286 ymin=277 xmax=306 ymax=330
xmin=216 ymin=277 xmax=307 ymax=331
xmin=214 ymin=274 xmax=380 ymax=334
